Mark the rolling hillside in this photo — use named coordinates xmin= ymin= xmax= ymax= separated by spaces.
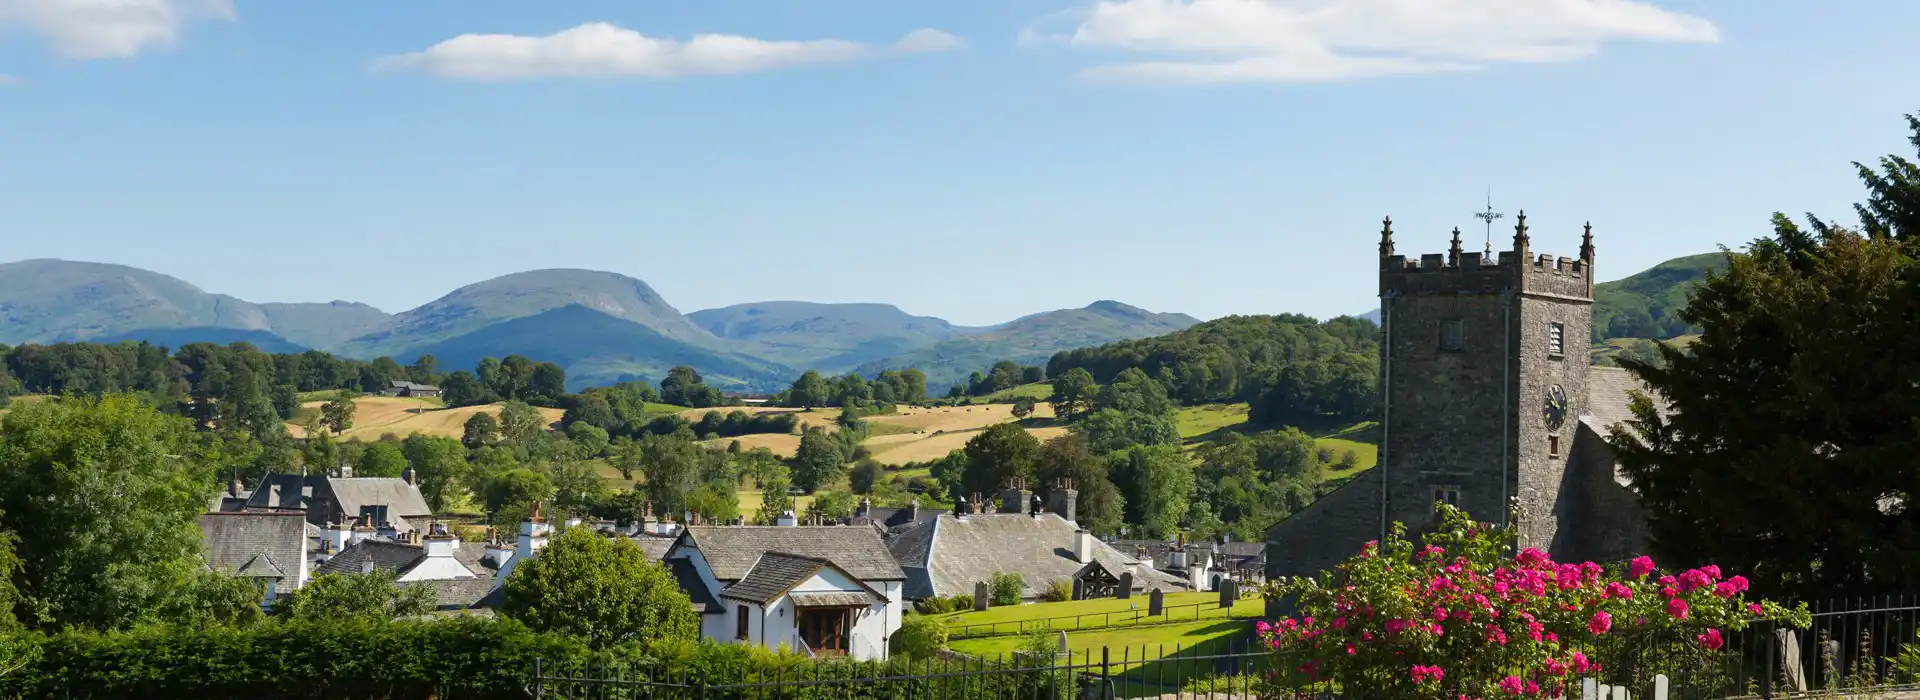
xmin=0 ymin=259 xmax=379 ymax=350
xmin=335 ymin=269 xmax=722 ymax=360
xmin=853 ymin=301 xmax=1200 ymax=390
xmin=689 ymin=301 xmax=976 ymax=372
xmin=402 ymin=304 xmax=794 ymax=391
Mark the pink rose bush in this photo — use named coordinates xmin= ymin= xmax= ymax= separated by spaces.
xmin=1258 ymin=505 xmax=1808 ymax=700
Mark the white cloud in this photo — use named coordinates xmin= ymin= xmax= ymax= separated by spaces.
xmin=1031 ymin=0 xmax=1718 ymax=83
xmin=0 ymin=73 xmax=21 ymax=84
xmin=0 ymin=0 xmax=233 ymax=59
xmin=378 ymin=23 xmax=964 ymax=81
xmin=892 ymin=28 xmax=966 ymax=54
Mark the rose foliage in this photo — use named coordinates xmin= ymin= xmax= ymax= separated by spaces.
xmin=1259 ymin=505 xmax=1810 ymax=699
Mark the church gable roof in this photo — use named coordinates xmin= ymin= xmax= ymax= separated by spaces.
xmin=1585 ymin=366 xmax=1669 ymax=431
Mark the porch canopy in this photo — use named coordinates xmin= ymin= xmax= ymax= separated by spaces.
xmin=789 ymin=592 xmax=873 ymax=608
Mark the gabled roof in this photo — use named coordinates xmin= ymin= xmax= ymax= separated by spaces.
xmin=1585 ymin=366 xmax=1669 ymax=432
xmin=892 ymin=512 xmax=1186 ymax=599
xmin=245 ymin=474 xmax=313 ymax=510
xmin=666 ymin=557 xmax=720 ymax=614
xmin=316 ymin=539 xmax=430 ymax=577
xmin=236 ymin=553 xmax=287 ymax=579
xmin=199 ymin=512 xmax=309 ymax=595
xmin=719 ymin=552 xmax=827 ymax=604
xmin=678 ymin=526 xmax=904 ymax=582
xmin=328 ymin=478 xmax=433 ymax=520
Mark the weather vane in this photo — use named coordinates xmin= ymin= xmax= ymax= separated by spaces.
xmin=1471 ymin=188 xmax=1504 ymax=257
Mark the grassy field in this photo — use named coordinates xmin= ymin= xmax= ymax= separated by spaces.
xmin=978 ymin=382 xmax=1054 ymax=402
xmin=1174 ymin=403 xmax=1250 ymax=439
xmin=947 ymin=618 xmax=1259 ymax=690
xmin=1315 ymin=421 xmax=1379 ymax=474
xmin=936 ymin=592 xmax=1260 ymax=632
xmin=284 ymin=396 xmax=565 ymax=441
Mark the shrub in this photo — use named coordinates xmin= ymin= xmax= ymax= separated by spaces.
xmin=952 ymin=593 xmax=975 ymax=612
xmin=1040 ymin=579 xmax=1072 ymax=603
xmin=890 ymin=615 xmax=950 ymax=658
xmin=1259 ymin=504 xmax=1809 ymax=700
xmin=1017 ymin=627 xmax=1056 ymax=658
xmin=989 ymin=572 xmax=1024 ymax=607
xmin=501 ymin=527 xmax=699 ymax=648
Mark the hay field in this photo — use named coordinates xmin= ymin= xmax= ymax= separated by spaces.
xmin=285 ymin=397 xmax=564 ymax=440
xmin=680 ymin=405 xmax=842 ymax=431
xmin=698 ymin=432 xmax=804 ymax=458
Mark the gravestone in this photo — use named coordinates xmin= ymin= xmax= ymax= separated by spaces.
xmin=1219 ymin=579 xmax=1238 ymax=608
xmin=1056 ymin=630 xmax=1069 ymax=655
xmin=1116 ymin=572 xmax=1133 ymax=599
xmin=1148 ymin=589 xmax=1164 ymax=616
xmin=1071 ymin=578 xmax=1084 ymax=601
xmin=1775 ymin=629 xmax=1807 ymax=693
xmin=974 ymin=581 xmax=990 ymax=611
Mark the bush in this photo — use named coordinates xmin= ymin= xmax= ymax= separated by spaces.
xmin=1040 ymin=579 xmax=1072 ymax=603
xmin=1260 ymin=504 xmax=1810 ymax=700
xmin=989 ymin=572 xmax=1024 ymax=607
xmin=952 ymin=593 xmax=974 ymax=612
xmin=501 ymin=527 xmax=699 ymax=648
xmin=890 ymin=615 xmax=950 ymax=658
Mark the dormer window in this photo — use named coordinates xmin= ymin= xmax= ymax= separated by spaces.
xmin=1439 ymin=320 xmax=1464 ymax=352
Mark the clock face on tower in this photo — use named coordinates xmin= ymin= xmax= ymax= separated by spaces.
xmin=1543 ymin=384 xmax=1568 ymax=431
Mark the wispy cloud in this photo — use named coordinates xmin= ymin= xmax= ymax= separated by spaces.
xmin=0 ymin=74 xmax=23 ymax=85
xmin=1028 ymin=0 xmax=1718 ymax=84
xmin=0 ymin=0 xmax=234 ymax=59
xmin=377 ymin=23 xmax=965 ymax=81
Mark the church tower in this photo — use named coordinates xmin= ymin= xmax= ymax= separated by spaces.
xmin=1375 ymin=214 xmax=1596 ymax=551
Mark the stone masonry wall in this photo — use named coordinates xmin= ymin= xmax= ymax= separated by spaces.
xmin=1513 ymin=257 xmax=1593 ymax=555
xmin=1379 ymin=289 xmax=1515 ymax=532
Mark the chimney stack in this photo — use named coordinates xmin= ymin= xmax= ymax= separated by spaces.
xmin=349 ymin=514 xmax=375 ymax=546
xmin=906 ymin=495 xmax=920 ymax=522
xmin=1074 ymin=529 xmax=1094 ymax=564
xmin=401 ymin=465 xmax=417 ymax=486
xmin=1001 ymin=478 xmax=1031 ymax=516
xmin=855 ymin=497 xmax=871 ymax=520
xmin=776 ymin=509 xmax=798 ymax=527
xmin=484 ymin=527 xmax=514 ymax=571
xmin=1049 ymin=479 xmax=1079 ymax=524
xmin=499 ymin=501 xmax=551 ymax=585
xmin=229 ymin=476 xmax=245 ymax=498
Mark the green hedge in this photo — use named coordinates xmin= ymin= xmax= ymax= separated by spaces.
xmin=0 ymin=616 xmax=595 ymax=700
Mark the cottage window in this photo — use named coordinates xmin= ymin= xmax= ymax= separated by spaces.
xmin=1548 ymin=322 xmax=1565 ymax=358
xmin=736 ymin=605 xmax=750 ymax=640
xmin=1439 ymin=320 xmax=1464 ymax=352
xmin=1432 ymin=487 xmax=1461 ymax=516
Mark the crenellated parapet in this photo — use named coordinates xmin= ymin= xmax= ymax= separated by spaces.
xmin=1379 ymin=211 xmax=1595 ymax=300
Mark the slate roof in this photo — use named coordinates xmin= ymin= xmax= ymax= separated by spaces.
xmin=631 ymin=536 xmax=674 ymax=562
xmin=790 ymin=592 xmax=872 ymax=607
xmin=680 ymin=526 xmax=905 ymax=582
xmin=892 ymin=513 xmax=1186 ymax=599
xmin=865 ymin=506 xmax=945 ymax=532
xmin=246 ymin=474 xmax=313 ymax=510
xmin=1585 ymin=366 xmax=1669 ymax=432
xmin=328 ymin=478 xmax=433 ymax=520
xmin=719 ymin=552 xmax=827 ymax=604
xmin=667 ymin=557 xmax=720 ymax=614
xmin=424 ymin=578 xmax=498 ymax=609
xmin=316 ymin=539 xmax=433 ymax=577
xmin=200 ymin=512 xmax=309 ymax=595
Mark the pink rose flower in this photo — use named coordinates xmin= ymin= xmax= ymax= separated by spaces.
xmin=1629 ymin=556 xmax=1655 ymax=578
xmin=1701 ymin=564 xmax=1721 ymax=580
xmin=1500 ymin=676 xmax=1525 ymax=695
xmin=1698 ymin=628 xmax=1725 ymax=650
xmin=1571 ymin=651 xmax=1591 ymax=673
xmin=1589 ymin=611 xmax=1612 ymax=635
xmin=1667 ymin=598 xmax=1690 ymax=619
xmin=1727 ymin=575 xmax=1749 ymax=593
xmin=1748 ymin=603 xmax=1764 ymax=616
xmin=1606 ymin=582 xmax=1633 ymax=600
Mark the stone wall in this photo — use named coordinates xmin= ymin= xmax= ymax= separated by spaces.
xmin=1513 ymin=280 xmax=1593 ymax=554
xmin=1264 ymin=471 xmax=1383 ymax=586
xmin=1563 ymin=421 xmax=1651 ymax=564
xmin=1378 ymin=290 xmax=1515 ymax=532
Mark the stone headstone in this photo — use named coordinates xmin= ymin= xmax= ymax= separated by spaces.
xmin=1056 ymin=630 xmax=1069 ymax=654
xmin=1071 ymin=578 xmax=1084 ymax=601
xmin=1775 ymin=628 xmax=1807 ymax=693
xmin=975 ymin=581 xmax=991 ymax=611
xmin=1148 ymin=589 xmax=1164 ymax=616
xmin=1116 ymin=572 xmax=1133 ymax=599
xmin=1219 ymin=579 xmax=1237 ymax=608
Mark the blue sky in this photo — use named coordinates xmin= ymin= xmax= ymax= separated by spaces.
xmin=3 ymin=1 xmax=1917 ymax=326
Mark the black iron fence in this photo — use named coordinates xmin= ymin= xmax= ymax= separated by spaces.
xmin=946 ymin=598 xmax=1263 ymax=640
xmin=533 ymin=640 xmax=1288 ymax=700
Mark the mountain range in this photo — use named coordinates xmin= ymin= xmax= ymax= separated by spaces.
xmin=0 ymin=259 xmax=1201 ymax=392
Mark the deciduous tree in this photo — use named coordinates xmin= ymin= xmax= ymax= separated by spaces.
xmin=500 ymin=527 xmax=698 ymax=648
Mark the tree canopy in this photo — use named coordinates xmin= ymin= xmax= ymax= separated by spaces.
xmin=500 ymin=527 xmax=698 ymax=648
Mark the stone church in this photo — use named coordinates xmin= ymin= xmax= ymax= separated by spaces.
xmin=1265 ymin=213 xmax=1660 ymax=584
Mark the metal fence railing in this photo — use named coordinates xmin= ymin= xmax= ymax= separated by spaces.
xmin=946 ymin=598 xmax=1263 ymax=640
xmin=534 ymin=640 xmax=1286 ymax=700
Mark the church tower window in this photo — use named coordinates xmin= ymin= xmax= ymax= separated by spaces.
xmin=1548 ymin=322 xmax=1565 ymax=358
xmin=1439 ymin=319 xmax=1464 ymax=352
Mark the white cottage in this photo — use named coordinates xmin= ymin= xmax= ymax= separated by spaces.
xmin=664 ymin=526 xmax=905 ymax=660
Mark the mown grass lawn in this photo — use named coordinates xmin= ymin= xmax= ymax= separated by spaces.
xmin=1315 ymin=421 xmax=1379 ymax=474
xmin=980 ymin=383 xmax=1055 ymax=402
xmin=936 ymin=592 xmax=1266 ymax=639
xmin=946 ymin=618 xmax=1264 ymax=691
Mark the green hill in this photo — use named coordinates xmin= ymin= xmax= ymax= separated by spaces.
xmin=1592 ymin=252 xmax=1727 ymax=342
xmin=688 ymin=301 xmax=976 ymax=373
xmin=853 ymin=301 xmax=1201 ymax=391
xmin=403 ymin=304 xmax=794 ymax=392
xmin=0 ymin=259 xmax=389 ymax=350
xmin=336 ymin=269 xmax=723 ymax=360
